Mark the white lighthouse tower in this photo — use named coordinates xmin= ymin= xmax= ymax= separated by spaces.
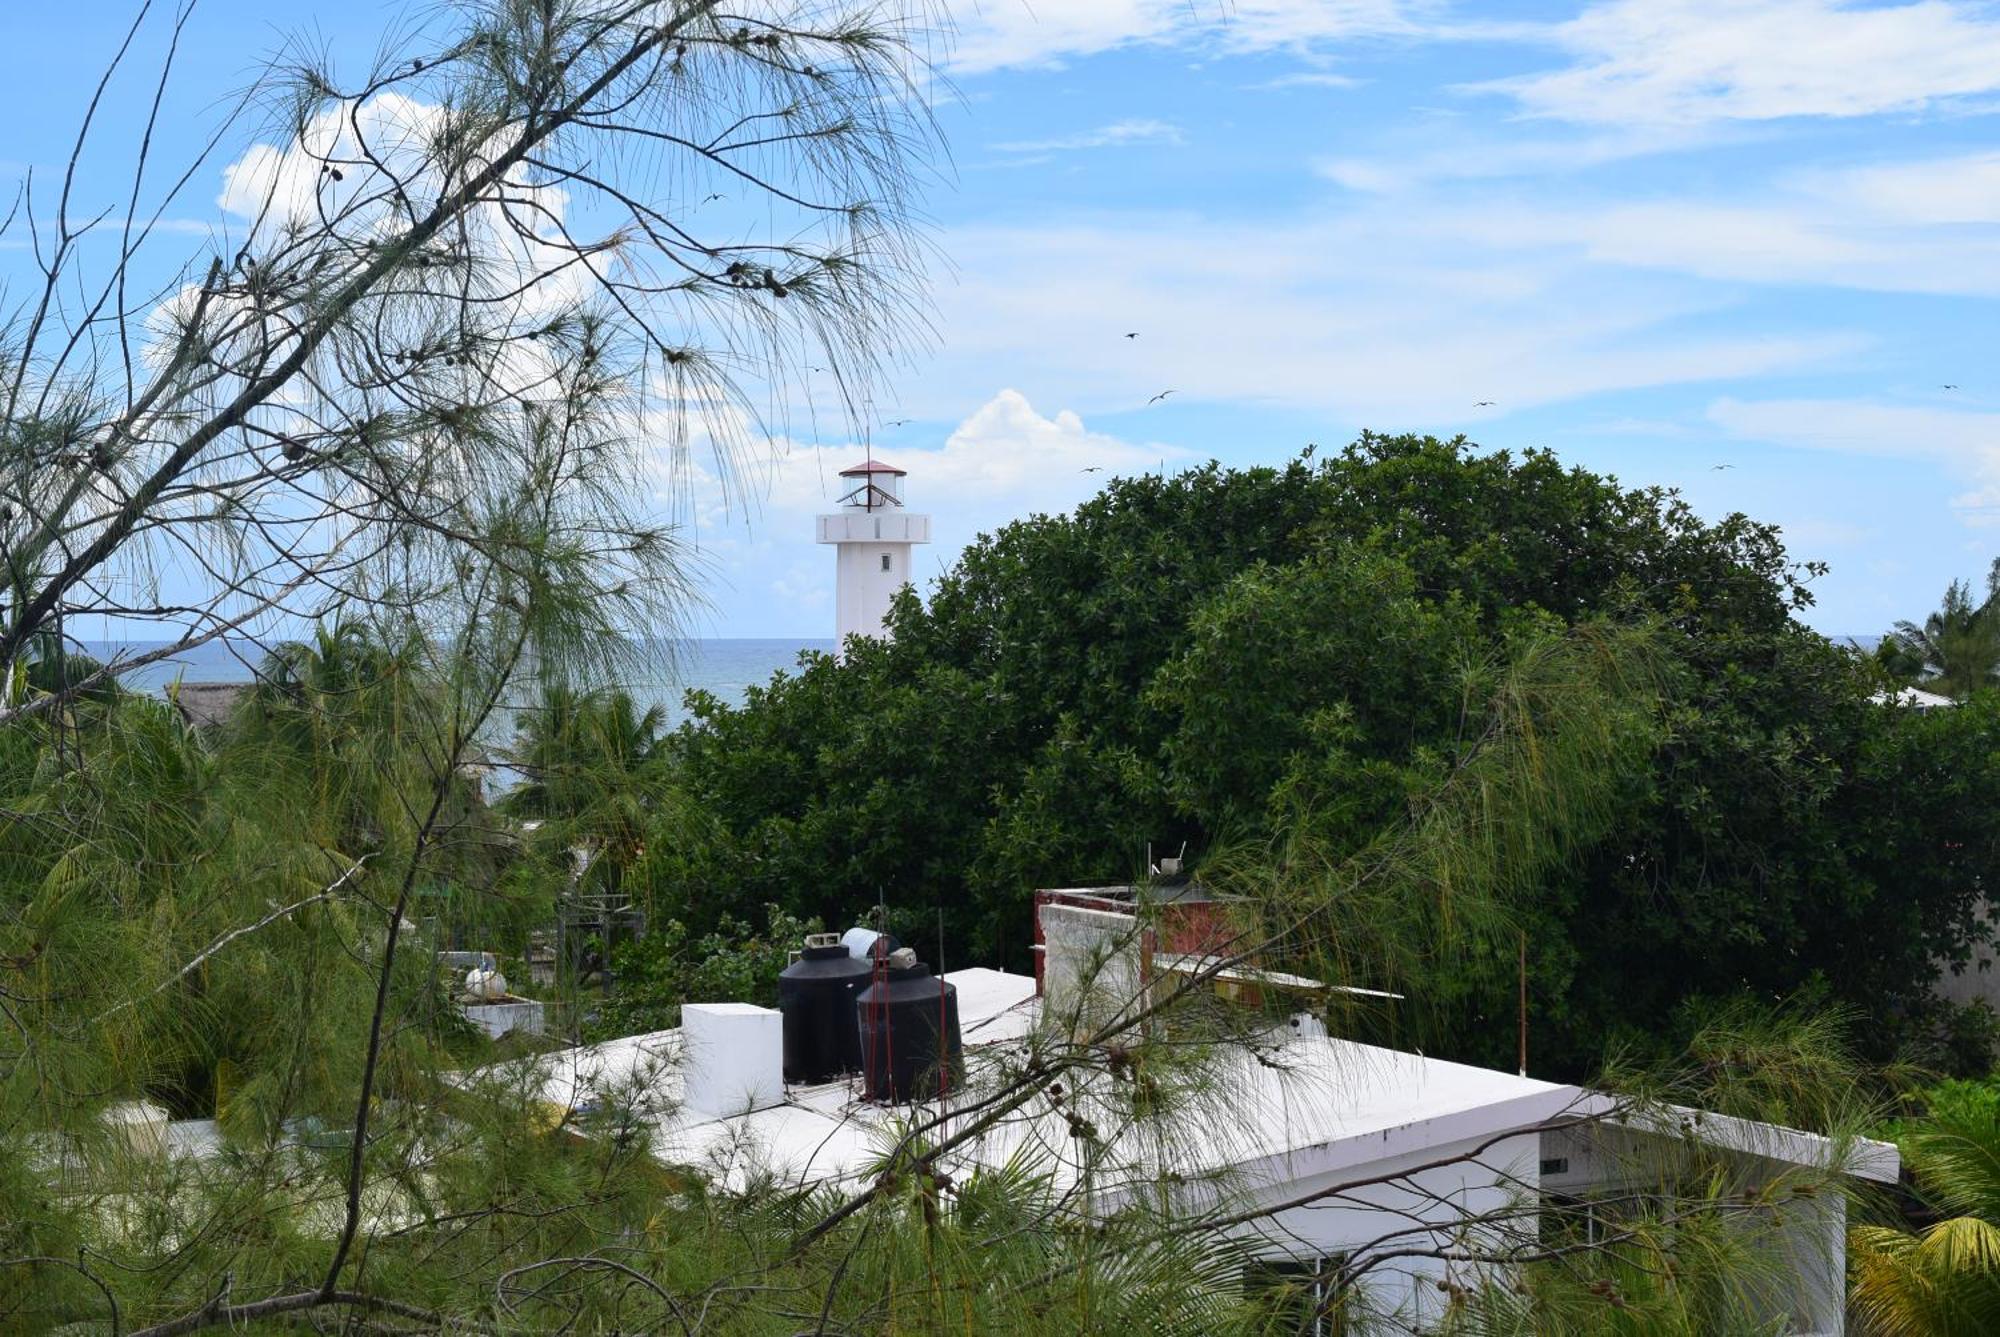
xmin=815 ymin=457 xmax=930 ymax=644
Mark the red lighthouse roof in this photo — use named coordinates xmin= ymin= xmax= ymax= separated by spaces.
xmin=839 ymin=459 xmax=907 ymax=477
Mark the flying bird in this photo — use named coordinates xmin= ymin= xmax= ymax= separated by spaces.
xmin=702 ymin=193 xmax=726 ymax=204
xmin=1712 ymin=464 xmax=1735 ymax=471
xmin=1473 ymin=400 xmax=1496 ymax=407
xmin=1124 ymin=332 xmax=1139 ymax=339
xmin=1147 ymin=389 xmax=1175 ymax=405
xmin=1944 ymin=383 xmax=1961 ymax=390
xmin=1303 ymin=443 xmax=1317 ymax=459
xmin=885 ymin=418 xmax=911 ymax=427
xmin=1081 ymin=466 xmax=1104 ymax=474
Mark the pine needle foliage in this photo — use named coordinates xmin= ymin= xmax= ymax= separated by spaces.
xmin=1202 ymin=617 xmax=1675 ymax=1049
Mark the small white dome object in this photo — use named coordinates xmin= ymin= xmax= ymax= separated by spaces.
xmin=465 ymin=966 xmax=509 ymax=1001
xmin=840 ymin=926 xmax=885 ymax=960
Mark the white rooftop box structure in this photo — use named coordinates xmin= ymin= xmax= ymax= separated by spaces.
xmin=680 ymin=1002 xmax=783 ymax=1118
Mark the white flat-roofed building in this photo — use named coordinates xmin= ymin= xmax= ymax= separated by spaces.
xmin=502 ymin=959 xmax=1894 ymax=1335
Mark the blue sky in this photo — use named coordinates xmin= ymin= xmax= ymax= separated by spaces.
xmin=9 ymin=0 xmax=2000 ymax=639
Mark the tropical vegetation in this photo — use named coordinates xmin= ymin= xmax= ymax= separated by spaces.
xmin=0 ymin=0 xmax=1996 ymax=1331
xmin=1852 ymin=1077 xmax=2000 ymax=1335
xmin=1882 ymin=558 xmax=2000 ymax=699
xmin=0 ymin=604 xmax=1903 ymax=1334
xmin=638 ymin=436 xmax=2000 ymax=1078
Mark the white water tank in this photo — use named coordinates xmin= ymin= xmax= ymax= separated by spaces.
xmin=104 ymin=1099 xmax=170 ymax=1157
xmin=465 ymin=966 xmax=510 ymax=1001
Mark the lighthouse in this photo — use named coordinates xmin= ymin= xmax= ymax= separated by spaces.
xmin=815 ymin=458 xmax=930 ymax=644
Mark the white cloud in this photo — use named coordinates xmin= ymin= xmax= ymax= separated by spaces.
xmin=905 ymin=215 xmax=1857 ymax=426
xmin=1316 ymin=125 xmax=1710 ymax=193
xmin=1481 ymin=0 xmax=2000 ymax=126
xmin=1708 ymin=397 xmax=2000 ymax=463
xmin=1318 ymin=159 xmax=1407 ymax=192
xmin=1709 ymin=396 xmax=2000 ymax=526
xmin=945 ymin=0 xmax=1421 ymax=74
xmin=932 ymin=388 xmax=1179 ymax=496
xmin=739 ymin=389 xmax=1178 ymax=518
xmin=219 ymin=93 xmax=443 ymax=226
xmin=1247 ymin=72 xmax=1364 ymax=91
xmin=768 ymin=560 xmax=832 ymax=611
xmin=1799 ymin=150 xmax=2000 ymax=225
xmin=1377 ymin=147 xmax=2000 ymax=298
xmin=994 ymin=119 xmax=1184 ymax=153
xmin=214 ymin=92 xmax=589 ymax=331
xmin=1771 ymin=515 xmax=1878 ymax=550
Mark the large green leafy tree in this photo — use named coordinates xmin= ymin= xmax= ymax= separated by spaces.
xmin=654 ymin=435 xmax=2000 ymax=1076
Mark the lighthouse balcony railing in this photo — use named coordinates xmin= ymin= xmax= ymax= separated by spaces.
xmin=815 ymin=512 xmax=930 ymax=544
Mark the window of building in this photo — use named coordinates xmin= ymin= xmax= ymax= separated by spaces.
xmin=880 ymin=553 xmax=892 ymax=572
xmin=1541 ymin=1191 xmax=1610 ymax=1247
xmin=1243 ymin=1256 xmax=1346 ymax=1336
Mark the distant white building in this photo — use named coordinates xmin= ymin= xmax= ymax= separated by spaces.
xmin=815 ymin=458 xmax=929 ymax=644
xmin=1869 ymin=686 xmax=1956 ymax=709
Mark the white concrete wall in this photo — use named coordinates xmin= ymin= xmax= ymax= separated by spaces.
xmin=462 ymin=999 xmax=545 ymax=1040
xmin=1233 ymin=1132 xmax=1541 ymax=1334
xmin=817 ymin=511 xmax=930 ymax=644
xmin=1933 ymin=896 xmax=2000 ymax=1010
xmin=833 ymin=540 xmax=914 ymax=644
xmin=1540 ymin=1124 xmax=1849 ymax=1335
xmin=816 ymin=512 xmax=929 ymax=544
xmin=1038 ymin=903 xmax=1146 ymax=1038
xmin=1773 ymin=1192 xmax=1847 ymax=1337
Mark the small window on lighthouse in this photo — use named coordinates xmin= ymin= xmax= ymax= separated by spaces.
xmin=880 ymin=553 xmax=893 ymax=572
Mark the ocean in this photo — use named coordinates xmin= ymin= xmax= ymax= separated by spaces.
xmin=79 ymin=628 xmax=1891 ymax=730
xmin=80 ymin=638 xmax=834 ymax=730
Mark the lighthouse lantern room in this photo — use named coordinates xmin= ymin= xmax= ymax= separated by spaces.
xmin=815 ymin=458 xmax=930 ymax=644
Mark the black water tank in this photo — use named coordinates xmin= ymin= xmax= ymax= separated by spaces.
xmin=779 ymin=936 xmax=873 ymax=1083
xmin=857 ymin=954 xmax=963 ymax=1102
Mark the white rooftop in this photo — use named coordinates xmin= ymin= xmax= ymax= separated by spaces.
xmin=1870 ymin=685 xmax=1956 ymax=708
xmin=482 ymin=966 xmax=1896 ymax=1196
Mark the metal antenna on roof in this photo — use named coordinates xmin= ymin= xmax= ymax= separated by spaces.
xmin=871 ymin=884 xmax=892 ymax=1101
xmin=937 ymin=906 xmax=949 ymax=1109
xmin=1517 ymin=929 xmax=1529 ymax=1078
